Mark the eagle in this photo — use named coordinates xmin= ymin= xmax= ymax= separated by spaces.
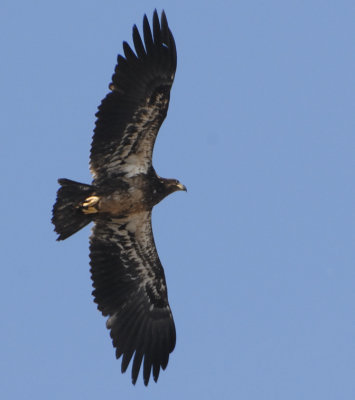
xmin=52 ymin=10 xmax=185 ymax=386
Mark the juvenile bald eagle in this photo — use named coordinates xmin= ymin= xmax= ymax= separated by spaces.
xmin=52 ymin=10 xmax=185 ymax=386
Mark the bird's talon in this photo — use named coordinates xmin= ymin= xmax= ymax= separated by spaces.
xmin=81 ymin=196 xmax=100 ymax=214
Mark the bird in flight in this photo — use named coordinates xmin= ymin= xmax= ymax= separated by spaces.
xmin=52 ymin=10 xmax=185 ymax=386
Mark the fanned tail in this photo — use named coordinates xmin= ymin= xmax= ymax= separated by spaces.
xmin=52 ymin=178 xmax=94 ymax=241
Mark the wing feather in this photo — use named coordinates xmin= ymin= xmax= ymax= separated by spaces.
xmin=153 ymin=11 xmax=162 ymax=45
xmin=90 ymin=211 xmax=176 ymax=385
xmin=90 ymin=10 xmax=177 ymax=183
xmin=143 ymin=15 xmax=154 ymax=55
xmin=132 ymin=25 xmax=146 ymax=58
xmin=122 ymin=41 xmax=137 ymax=62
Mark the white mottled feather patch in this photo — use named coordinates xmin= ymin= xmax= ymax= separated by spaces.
xmin=91 ymin=93 xmax=169 ymax=180
xmin=99 ymin=212 xmax=166 ymax=297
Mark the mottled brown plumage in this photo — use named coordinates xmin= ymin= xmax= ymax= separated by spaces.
xmin=52 ymin=10 xmax=186 ymax=386
xmin=80 ymin=170 xmax=185 ymax=217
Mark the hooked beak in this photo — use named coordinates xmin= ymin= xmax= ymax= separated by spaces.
xmin=176 ymin=182 xmax=187 ymax=192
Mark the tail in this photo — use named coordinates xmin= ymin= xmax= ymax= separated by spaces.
xmin=52 ymin=178 xmax=95 ymax=241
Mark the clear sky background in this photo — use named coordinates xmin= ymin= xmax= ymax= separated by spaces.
xmin=1 ymin=1 xmax=354 ymax=399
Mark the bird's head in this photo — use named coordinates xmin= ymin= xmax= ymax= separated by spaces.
xmin=164 ymin=178 xmax=187 ymax=194
xmin=152 ymin=176 xmax=187 ymax=205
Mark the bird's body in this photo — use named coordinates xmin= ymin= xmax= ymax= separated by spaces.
xmin=80 ymin=169 xmax=183 ymax=216
xmin=52 ymin=10 xmax=185 ymax=386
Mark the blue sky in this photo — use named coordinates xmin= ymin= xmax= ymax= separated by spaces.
xmin=1 ymin=0 xmax=354 ymax=398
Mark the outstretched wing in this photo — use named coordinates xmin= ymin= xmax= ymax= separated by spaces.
xmin=90 ymin=10 xmax=177 ymax=184
xmin=89 ymin=211 xmax=176 ymax=385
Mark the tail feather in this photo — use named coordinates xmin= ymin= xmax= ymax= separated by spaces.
xmin=52 ymin=178 xmax=95 ymax=241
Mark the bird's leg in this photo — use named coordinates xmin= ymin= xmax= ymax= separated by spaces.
xmin=81 ymin=196 xmax=100 ymax=214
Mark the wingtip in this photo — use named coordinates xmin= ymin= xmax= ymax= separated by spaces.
xmin=143 ymin=13 xmax=149 ymax=28
xmin=161 ymin=10 xmax=167 ymax=25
